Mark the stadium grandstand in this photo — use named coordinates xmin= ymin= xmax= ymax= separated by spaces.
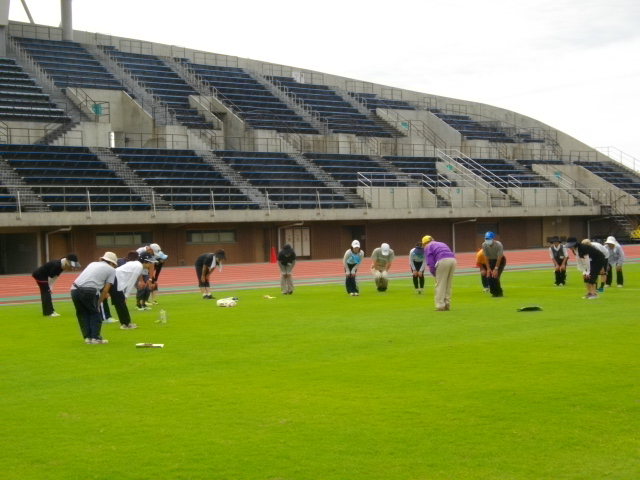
xmin=0 ymin=2 xmax=639 ymax=274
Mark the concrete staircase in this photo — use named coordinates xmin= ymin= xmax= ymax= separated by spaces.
xmin=89 ymin=147 xmax=173 ymax=211
xmin=8 ymin=51 xmax=91 ymax=145
xmin=196 ymin=151 xmax=269 ymax=208
xmin=0 ymin=157 xmax=50 ymax=212
xmin=334 ymin=87 xmax=403 ymax=138
xmin=287 ymin=152 xmax=367 ymax=208
xmin=601 ymin=204 xmax=636 ymax=237
xmin=247 ymin=71 xmax=330 ymax=135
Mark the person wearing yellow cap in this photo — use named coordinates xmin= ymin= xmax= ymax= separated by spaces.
xmin=422 ymin=235 xmax=456 ymax=311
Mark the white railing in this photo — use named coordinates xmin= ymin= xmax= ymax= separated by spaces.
xmin=596 ymin=147 xmax=640 ymax=173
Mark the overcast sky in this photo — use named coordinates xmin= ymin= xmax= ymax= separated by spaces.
xmin=9 ymin=0 xmax=640 ymax=159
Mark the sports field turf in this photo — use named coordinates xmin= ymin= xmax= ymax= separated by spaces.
xmin=1 ymin=266 xmax=639 ymax=479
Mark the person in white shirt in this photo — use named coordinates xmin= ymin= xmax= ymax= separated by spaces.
xmin=548 ymin=236 xmax=568 ymax=286
xmin=604 ymin=236 xmax=625 ymax=287
xmin=70 ymin=252 xmax=117 ymax=344
xmin=110 ymin=251 xmax=144 ymax=330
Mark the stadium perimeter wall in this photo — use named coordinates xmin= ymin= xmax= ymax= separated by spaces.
xmin=0 ymin=216 xmax=591 ymax=274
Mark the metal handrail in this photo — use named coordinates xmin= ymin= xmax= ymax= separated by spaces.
xmin=1 ymin=183 xmax=637 ymax=213
xmin=595 ymin=146 xmax=640 ymax=174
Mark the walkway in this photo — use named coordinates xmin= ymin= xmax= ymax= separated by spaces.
xmin=2 ymin=246 xmax=639 ymax=305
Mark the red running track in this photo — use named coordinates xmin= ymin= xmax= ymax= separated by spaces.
xmin=2 ymin=246 xmax=640 ymax=304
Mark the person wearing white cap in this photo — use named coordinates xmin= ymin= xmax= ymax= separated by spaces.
xmin=370 ymin=243 xmax=395 ymax=292
xmin=604 ymin=236 xmax=625 ymax=287
xmin=343 ymin=240 xmax=364 ymax=296
xmin=70 ymin=252 xmax=117 ymax=344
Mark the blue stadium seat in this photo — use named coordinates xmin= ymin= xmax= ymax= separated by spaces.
xmin=0 ymin=58 xmax=70 ymax=123
xmin=113 ymin=147 xmax=257 ymax=210
xmin=13 ymin=38 xmax=124 ymax=91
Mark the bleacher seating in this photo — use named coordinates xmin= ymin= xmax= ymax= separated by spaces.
xmin=271 ymin=77 xmax=398 ymax=138
xmin=0 ymin=144 xmax=145 ymax=211
xmin=14 ymin=37 xmax=123 ymax=91
xmin=348 ymin=92 xmax=415 ymax=111
xmin=183 ymin=63 xmax=318 ymax=134
xmin=102 ymin=48 xmax=213 ymax=129
xmin=214 ymin=150 xmax=347 ymax=208
xmin=113 ymin=148 xmax=257 ymax=210
xmin=517 ymin=159 xmax=564 ymax=170
xmin=574 ymin=161 xmax=640 ymax=198
xmin=456 ymin=157 xmax=555 ymax=189
xmin=304 ymin=153 xmax=395 ymax=188
xmin=429 ymin=108 xmax=515 ymax=143
xmin=0 ymin=57 xmax=69 ymax=123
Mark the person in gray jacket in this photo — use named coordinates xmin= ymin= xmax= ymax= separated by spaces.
xmin=604 ymin=236 xmax=625 ymax=287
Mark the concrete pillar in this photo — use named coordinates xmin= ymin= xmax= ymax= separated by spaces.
xmin=61 ymin=0 xmax=73 ymax=41
xmin=0 ymin=0 xmax=9 ymax=57
xmin=0 ymin=26 xmax=6 ymax=57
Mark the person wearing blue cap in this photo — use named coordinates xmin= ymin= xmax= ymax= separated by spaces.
xmin=481 ymin=231 xmax=506 ymax=297
xmin=150 ymin=249 xmax=168 ymax=305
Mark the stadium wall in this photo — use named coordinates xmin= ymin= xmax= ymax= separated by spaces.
xmin=0 ymin=214 xmax=596 ymax=274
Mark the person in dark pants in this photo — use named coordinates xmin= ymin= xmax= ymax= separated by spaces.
xmin=150 ymin=251 xmax=167 ymax=305
xmin=70 ymin=252 xmax=117 ymax=344
xmin=32 ymin=253 xmax=81 ymax=317
xmin=195 ymin=249 xmax=226 ymax=299
xmin=604 ymin=236 xmax=625 ymax=288
xmin=549 ymin=236 xmax=568 ymax=286
xmin=481 ymin=231 xmax=506 ymax=298
xmin=111 ymin=251 xmax=144 ymax=330
xmin=277 ymin=244 xmax=297 ymax=295
xmin=409 ymin=242 xmax=426 ymax=294
xmin=135 ymin=252 xmax=157 ymax=310
xmin=343 ymin=240 xmax=364 ymax=296
xmin=565 ymin=236 xmax=606 ymax=299
xmin=476 ymin=248 xmax=490 ymax=292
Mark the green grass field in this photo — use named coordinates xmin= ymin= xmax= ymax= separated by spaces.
xmin=1 ymin=267 xmax=639 ymax=479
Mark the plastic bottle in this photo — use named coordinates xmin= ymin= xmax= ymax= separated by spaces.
xmin=156 ymin=309 xmax=167 ymax=324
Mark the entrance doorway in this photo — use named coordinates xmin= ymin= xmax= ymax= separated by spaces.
xmin=0 ymin=233 xmax=38 ymax=274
